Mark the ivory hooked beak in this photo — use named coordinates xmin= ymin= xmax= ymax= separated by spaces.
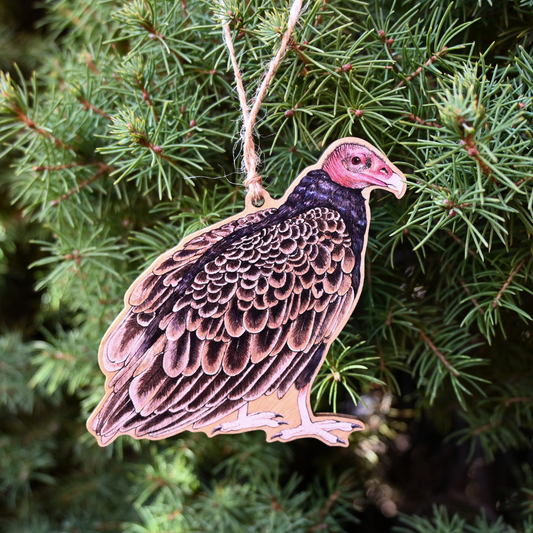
xmin=386 ymin=172 xmax=406 ymax=199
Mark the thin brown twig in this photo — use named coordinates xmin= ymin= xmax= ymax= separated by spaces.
xmin=77 ymin=97 xmax=112 ymax=119
xmin=33 ymin=162 xmax=84 ymax=172
xmin=422 ymin=181 xmax=450 ymax=193
xmin=314 ymin=0 xmax=329 ymax=27
xmin=195 ymin=69 xmax=218 ymax=75
xmin=86 ymin=54 xmax=100 ymax=75
xmin=505 ymin=397 xmax=532 ymax=407
xmin=459 ymin=277 xmax=485 ymax=316
xmin=378 ymin=30 xmax=394 ymax=56
xmin=402 ymin=113 xmax=442 ymax=128
xmin=472 ymin=422 xmax=493 ymax=436
xmin=15 ymin=108 xmax=75 ymax=152
xmin=137 ymin=137 xmax=177 ymax=162
xmin=140 ymin=86 xmax=159 ymax=122
xmin=320 ymin=490 xmax=341 ymax=520
xmin=446 ymin=230 xmax=477 ymax=259
xmin=395 ymin=47 xmax=449 ymax=89
xmin=289 ymin=39 xmax=310 ymax=64
xmin=50 ymin=162 xmax=113 ymax=206
xmin=15 ymin=107 xmax=114 ymax=176
xmin=419 ymin=330 xmax=460 ymax=377
xmin=137 ymin=8 xmax=185 ymax=63
xmin=516 ymin=175 xmax=532 ymax=187
xmin=461 ymin=134 xmax=492 ymax=177
xmin=492 ymin=257 xmax=530 ymax=308
xmin=309 ymin=490 xmax=341 ymax=531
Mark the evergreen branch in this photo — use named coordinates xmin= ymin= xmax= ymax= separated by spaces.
xmin=461 ymin=134 xmax=492 ymax=177
xmin=402 ymin=113 xmax=442 ymax=128
xmin=86 ymin=53 xmax=100 ymax=75
xmin=49 ymin=162 xmax=113 ymax=206
xmin=313 ymin=0 xmax=329 ymax=28
xmin=505 ymin=397 xmax=533 ymax=407
xmin=33 ymin=162 xmax=84 ymax=171
xmin=472 ymin=422 xmax=494 ymax=436
xmin=13 ymin=107 xmax=75 ymax=152
xmin=77 ymin=97 xmax=112 ymax=119
xmin=445 ymin=230 xmax=476 ymax=259
xmin=378 ymin=30 xmax=397 ymax=71
xmin=139 ymin=85 xmax=159 ymax=122
xmin=424 ymin=181 xmax=450 ymax=193
xmin=2 ymin=2 xmax=533 ymax=526
xmin=319 ymin=489 xmax=341 ymax=520
xmin=459 ymin=277 xmax=485 ymax=316
xmin=180 ymin=0 xmax=188 ymax=20
xmin=419 ymin=330 xmax=460 ymax=377
xmin=516 ymin=175 xmax=532 ymax=187
xmin=137 ymin=136 xmax=177 ymax=162
xmin=112 ymin=0 xmax=191 ymax=63
xmin=289 ymin=38 xmax=311 ymax=65
xmin=394 ymin=47 xmax=449 ymax=89
xmin=492 ymin=257 xmax=531 ymax=309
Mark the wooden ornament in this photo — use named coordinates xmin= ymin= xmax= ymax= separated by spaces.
xmin=87 ymin=137 xmax=406 ymax=447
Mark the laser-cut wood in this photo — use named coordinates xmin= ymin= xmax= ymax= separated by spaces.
xmin=87 ymin=137 xmax=406 ymax=447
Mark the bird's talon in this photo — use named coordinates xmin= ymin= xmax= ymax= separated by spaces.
xmin=278 ymin=421 xmax=289 ymax=425
xmin=212 ymin=425 xmax=222 ymax=434
xmin=351 ymin=423 xmax=362 ymax=429
xmin=336 ymin=437 xmax=346 ymax=445
xmin=274 ymin=413 xmax=284 ymax=418
xmin=271 ymin=432 xmax=282 ymax=439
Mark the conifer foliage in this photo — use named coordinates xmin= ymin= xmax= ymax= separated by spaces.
xmin=0 ymin=0 xmax=532 ymax=531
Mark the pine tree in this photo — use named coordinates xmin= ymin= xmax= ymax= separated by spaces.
xmin=0 ymin=0 xmax=532 ymax=531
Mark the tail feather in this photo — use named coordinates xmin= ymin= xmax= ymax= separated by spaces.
xmin=136 ymin=407 xmax=210 ymax=437
xmin=193 ymin=399 xmax=245 ymax=429
xmin=94 ymin=388 xmax=135 ymax=440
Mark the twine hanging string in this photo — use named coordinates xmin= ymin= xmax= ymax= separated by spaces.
xmin=222 ymin=0 xmax=303 ymax=204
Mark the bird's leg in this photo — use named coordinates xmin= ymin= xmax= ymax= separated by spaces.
xmin=271 ymin=385 xmax=364 ymax=446
xmin=212 ymin=403 xmax=288 ymax=434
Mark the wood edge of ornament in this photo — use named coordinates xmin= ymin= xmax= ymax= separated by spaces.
xmin=86 ymin=137 xmax=407 ymax=447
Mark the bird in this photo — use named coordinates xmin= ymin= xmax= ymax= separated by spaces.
xmin=88 ymin=138 xmax=406 ymax=447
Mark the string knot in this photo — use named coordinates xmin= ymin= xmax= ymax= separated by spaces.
xmin=244 ymin=173 xmax=264 ymax=204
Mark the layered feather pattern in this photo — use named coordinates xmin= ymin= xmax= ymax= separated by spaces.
xmin=91 ymin=202 xmax=359 ymax=443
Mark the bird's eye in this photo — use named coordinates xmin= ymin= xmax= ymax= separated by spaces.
xmin=351 ymin=156 xmax=362 ymax=165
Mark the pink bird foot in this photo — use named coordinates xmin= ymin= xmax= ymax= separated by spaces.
xmin=212 ymin=405 xmax=288 ymax=434
xmin=270 ymin=385 xmax=364 ymax=446
xmin=271 ymin=419 xmax=363 ymax=445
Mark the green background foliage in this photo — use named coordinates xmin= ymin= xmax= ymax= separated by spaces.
xmin=0 ymin=0 xmax=532 ymax=530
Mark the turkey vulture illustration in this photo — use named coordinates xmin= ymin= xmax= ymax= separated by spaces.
xmin=88 ymin=138 xmax=406 ymax=447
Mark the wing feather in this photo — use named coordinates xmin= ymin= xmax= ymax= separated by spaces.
xmin=162 ymin=337 xmax=188 ymax=377
xmin=188 ymin=372 xmax=232 ymax=411
xmin=228 ymin=355 xmax=280 ymax=400
xmin=288 ymin=310 xmax=316 ymax=352
xmin=94 ymin=205 xmax=360 ymax=442
xmin=182 ymin=333 xmax=203 ymax=376
xmin=251 ymin=346 xmax=299 ymax=400
xmin=201 ymin=340 xmax=228 ymax=375
xmin=223 ymin=332 xmax=251 ymax=375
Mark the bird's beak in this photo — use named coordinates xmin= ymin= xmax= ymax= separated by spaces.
xmin=386 ymin=172 xmax=406 ymax=199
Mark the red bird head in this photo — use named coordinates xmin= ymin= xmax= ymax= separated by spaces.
xmin=322 ymin=141 xmax=406 ymax=199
